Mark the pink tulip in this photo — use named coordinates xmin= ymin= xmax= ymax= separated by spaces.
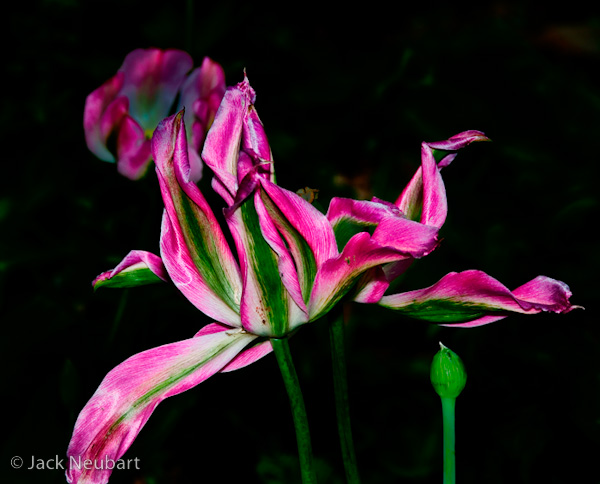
xmin=68 ymin=75 xmax=576 ymax=483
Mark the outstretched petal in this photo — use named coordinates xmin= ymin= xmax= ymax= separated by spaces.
xmin=379 ymin=270 xmax=577 ymax=326
xmin=153 ymin=112 xmax=243 ymax=326
xmin=66 ymin=328 xmax=257 ymax=484
xmin=93 ymin=250 xmax=167 ymax=290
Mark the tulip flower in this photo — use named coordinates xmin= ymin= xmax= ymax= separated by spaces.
xmin=68 ymin=75 xmax=576 ymax=483
xmin=84 ymin=48 xmax=225 ymax=180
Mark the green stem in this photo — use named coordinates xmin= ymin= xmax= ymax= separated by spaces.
xmin=441 ymin=397 xmax=456 ymax=484
xmin=272 ymin=337 xmax=317 ymax=484
xmin=329 ymin=310 xmax=361 ymax=484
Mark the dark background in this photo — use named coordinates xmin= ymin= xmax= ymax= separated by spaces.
xmin=2 ymin=1 xmax=599 ymax=483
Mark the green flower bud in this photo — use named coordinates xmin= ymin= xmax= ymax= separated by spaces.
xmin=430 ymin=342 xmax=467 ymax=399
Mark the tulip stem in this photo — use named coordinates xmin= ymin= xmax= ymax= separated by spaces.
xmin=272 ymin=337 xmax=317 ymax=484
xmin=329 ymin=310 xmax=361 ymax=484
xmin=441 ymin=396 xmax=457 ymax=484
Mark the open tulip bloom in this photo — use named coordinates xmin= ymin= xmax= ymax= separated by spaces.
xmin=68 ymin=75 xmax=576 ymax=483
xmin=84 ymin=48 xmax=225 ymax=180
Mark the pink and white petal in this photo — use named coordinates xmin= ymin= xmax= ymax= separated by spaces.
xmin=153 ymin=112 xmax=243 ymax=324
xmin=418 ymin=143 xmax=448 ymax=228
xmin=309 ymin=232 xmax=411 ymax=320
xmin=352 ymin=267 xmax=390 ymax=303
xmin=202 ymin=77 xmax=256 ymax=199
xmin=66 ymin=329 xmax=256 ymax=484
xmin=242 ymin=101 xmax=273 ymax=169
xmin=254 ymin=189 xmax=308 ymax=317
xmin=379 ymin=270 xmax=577 ymax=326
xmin=84 ymin=72 xmax=125 ymax=162
xmin=220 ymin=339 xmax=274 ymax=372
xmin=394 ymin=143 xmax=447 ymax=228
xmin=116 ymin=115 xmax=152 ymax=180
xmin=260 ymin=179 xmax=338 ymax=267
xmin=160 ymin=210 xmax=241 ymax=327
xmin=396 ymin=131 xmax=488 ymax=228
xmin=225 ymin=205 xmax=290 ymax=337
xmin=372 ymin=216 xmax=440 ymax=258
xmin=326 ymin=197 xmax=402 ymax=229
xmin=93 ymin=250 xmax=168 ymax=290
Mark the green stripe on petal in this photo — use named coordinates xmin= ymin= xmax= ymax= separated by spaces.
xmin=67 ymin=329 xmax=256 ymax=484
xmin=258 ymin=189 xmax=317 ymax=305
xmin=238 ymin=198 xmax=289 ymax=336
xmin=175 ymin=189 xmax=240 ymax=312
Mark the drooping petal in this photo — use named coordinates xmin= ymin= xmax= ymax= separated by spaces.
xmin=93 ymin=250 xmax=167 ymax=290
xmin=119 ymin=48 xmax=193 ymax=133
xmin=66 ymin=329 xmax=256 ymax=484
xmin=378 ymin=270 xmax=577 ymax=326
xmin=153 ymin=112 xmax=242 ymax=326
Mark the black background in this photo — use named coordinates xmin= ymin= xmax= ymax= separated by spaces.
xmin=2 ymin=1 xmax=599 ymax=483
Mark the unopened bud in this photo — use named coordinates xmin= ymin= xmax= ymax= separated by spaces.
xmin=430 ymin=342 xmax=467 ymax=399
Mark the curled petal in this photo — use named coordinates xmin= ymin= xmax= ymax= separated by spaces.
xmin=426 ymin=130 xmax=489 ymax=151
xmin=66 ymin=329 xmax=256 ymax=484
xmin=379 ymin=270 xmax=578 ymax=326
xmin=396 ymin=143 xmax=447 ymax=227
xmin=93 ymin=250 xmax=167 ymax=290
xmin=396 ymin=131 xmax=489 ymax=228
